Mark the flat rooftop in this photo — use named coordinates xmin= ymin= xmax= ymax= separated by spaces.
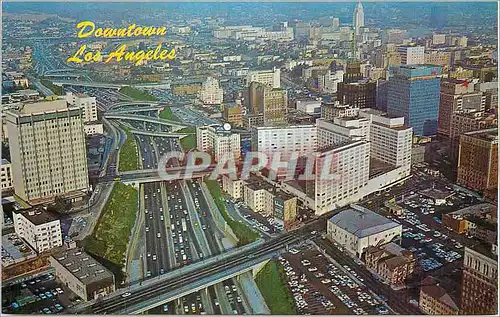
xmin=447 ymin=203 xmax=496 ymax=217
xmin=245 ymin=175 xmax=275 ymax=192
xmin=51 ymin=247 xmax=114 ymax=285
xmin=329 ymin=205 xmax=401 ymax=238
xmin=14 ymin=208 xmax=59 ymax=226
xmin=1 ymin=233 xmax=37 ymax=267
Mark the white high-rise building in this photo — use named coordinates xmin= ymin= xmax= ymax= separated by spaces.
xmin=317 ymin=117 xmax=370 ymax=149
xmin=5 ymin=100 xmax=89 ymax=203
xmin=314 ymin=140 xmax=370 ymax=214
xmin=353 ymin=0 xmax=365 ymax=36
xmin=198 ymin=77 xmax=223 ymax=105
xmin=65 ymin=92 xmax=103 ymax=135
xmin=13 ymin=208 xmax=62 ymax=253
xmin=246 ymin=67 xmax=280 ymax=88
xmin=318 ymin=69 xmax=344 ymax=94
xmin=197 ymin=124 xmax=241 ymax=162
xmin=252 ymin=125 xmax=318 ymax=158
xmin=359 ymin=108 xmax=413 ymax=175
xmin=397 ymin=46 xmax=425 ymax=65
xmin=65 ymin=92 xmax=97 ymax=122
xmin=282 ymin=109 xmax=413 ymax=215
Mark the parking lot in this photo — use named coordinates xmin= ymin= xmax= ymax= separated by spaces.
xmin=279 ymin=243 xmax=391 ymax=315
xmin=229 ymin=199 xmax=281 ymax=235
xmin=2 ymin=272 xmax=79 ymax=314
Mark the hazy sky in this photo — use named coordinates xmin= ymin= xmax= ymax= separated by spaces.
xmin=3 ymin=0 xmax=498 ymax=2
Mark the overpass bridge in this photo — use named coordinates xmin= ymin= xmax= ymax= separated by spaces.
xmin=51 ymin=79 xmax=172 ymax=90
xmin=107 ymin=106 xmax=164 ymax=114
xmin=100 ymin=166 xmax=214 ymax=184
xmin=128 ymin=129 xmax=193 ymax=138
xmin=104 ymin=113 xmax=187 ymax=129
xmin=72 ymin=228 xmax=317 ymax=314
xmin=51 ymin=80 xmax=124 ymax=89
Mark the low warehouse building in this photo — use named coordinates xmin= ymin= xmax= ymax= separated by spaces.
xmin=327 ymin=205 xmax=402 ymax=258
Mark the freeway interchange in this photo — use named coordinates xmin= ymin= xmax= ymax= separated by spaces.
xmin=59 ymin=83 xmax=328 ymax=315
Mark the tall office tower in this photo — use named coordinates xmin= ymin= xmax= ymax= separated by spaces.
xmin=449 ymin=112 xmax=497 ymax=167
xmin=457 ymin=128 xmax=498 ymax=193
xmin=198 ymin=77 xmax=223 ymax=105
xmin=359 ymin=109 xmax=413 ymax=176
xmin=251 ymin=84 xmax=287 ymax=125
xmin=387 ymin=65 xmax=442 ymax=136
xmin=196 ymin=124 xmax=241 ymax=162
xmin=245 ymin=67 xmax=280 ymax=88
xmin=438 ymin=78 xmax=485 ymax=138
xmin=460 ymin=245 xmax=498 ymax=315
xmin=5 ymin=100 xmax=89 ymax=203
xmin=321 ymin=101 xmax=360 ymax=121
xmin=337 ymin=79 xmax=377 ymax=109
xmin=332 ymin=17 xmax=340 ymax=31
xmin=352 ymin=0 xmax=364 ymax=36
xmin=248 ymin=82 xmax=264 ymax=115
xmin=397 ymin=46 xmax=425 ymax=65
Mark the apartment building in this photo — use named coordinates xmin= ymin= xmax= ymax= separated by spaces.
xmin=449 ymin=111 xmax=497 ymax=165
xmin=249 ymin=83 xmax=287 ymax=125
xmin=1 ymin=158 xmax=13 ymax=192
xmin=245 ymin=67 xmax=280 ymax=88
xmin=243 ymin=113 xmax=264 ymax=129
xmin=365 ymin=242 xmax=415 ymax=287
xmin=50 ymin=241 xmax=115 ymax=301
xmin=321 ymin=101 xmax=360 ymax=121
xmin=198 ymin=77 xmax=223 ymax=105
xmin=243 ymin=178 xmax=275 ymax=215
xmin=196 ymin=124 xmax=241 ymax=162
xmin=326 ymin=205 xmax=402 ymax=258
xmin=222 ymin=175 xmax=243 ymax=199
xmin=457 ymin=128 xmax=498 ymax=193
xmin=397 ymin=46 xmax=425 ymax=65
xmin=5 ymin=100 xmax=89 ymax=203
xmin=460 ymin=244 xmax=498 ymax=315
xmin=419 ymin=276 xmax=459 ymax=315
xmin=241 ymin=175 xmax=297 ymax=225
xmin=437 ymin=78 xmax=485 ymax=138
xmin=13 ymin=208 xmax=62 ymax=253
xmin=65 ymin=92 xmax=97 ymax=122
xmin=223 ymin=104 xmax=243 ymax=127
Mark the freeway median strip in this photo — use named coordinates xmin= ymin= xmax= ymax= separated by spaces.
xmin=84 ymin=183 xmax=139 ymax=281
xmin=118 ymin=128 xmax=139 ymax=172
